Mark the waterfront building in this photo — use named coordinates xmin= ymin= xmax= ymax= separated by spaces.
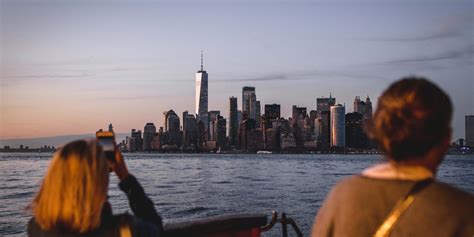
xmin=152 ymin=127 xmax=164 ymax=150
xmin=466 ymin=115 xmax=474 ymax=147
xmin=127 ymin=129 xmax=142 ymax=152
xmin=163 ymin=110 xmax=182 ymax=146
xmin=264 ymin=104 xmax=281 ymax=120
xmin=345 ymin=112 xmax=368 ymax=149
xmin=196 ymin=120 xmax=206 ymax=149
xmin=365 ymin=96 xmax=373 ymax=120
xmin=216 ymin=115 xmax=227 ymax=149
xmin=143 ymin=123 xmax=156 ymax=151
xmin=229 ymin=97 xmax=238 ymax=146
xmin=242 ymin=86 xmax=257 ymax=121
xmin=256 ymin=101 xmax=261 ymax=126
xmin=330 ymin=104 xmax=346 ymax=148
xmin=164 ymin=110 xmax=180 ymax=133
xmin=316 ymin=95 xmax=336 ymax=116
xmin=281 ymin=132 xmax=296 ymax=150
xmin=208 ymin=110 xmax=221 ymax=141
xmin=354 ymin=96 xmax=373 ymax=121
xmin=238 ymin=113 xmax=261 ymax=151
xmin=237 ymin=110 xmax=242 ymax=127
xmin=316 ymin=95 xmax=336 ymax=149
xmin=292 ymin=106 xmax=308 ymax=121
xmin=196 ymin=51 xmax=209 ymax=131
xmin=183 ymin=113 xmax=197 ymax=149
xmin=353 ymin=96 xmax=366 ymax=115
xmin=317 ymin=111 xmax=330 ymax=149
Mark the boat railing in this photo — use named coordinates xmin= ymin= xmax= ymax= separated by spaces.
xmin=163 ymin=210 xmax=303 ymax=237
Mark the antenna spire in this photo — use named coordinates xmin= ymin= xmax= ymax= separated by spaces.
xmin=201 ymin=50 xmax=204 ymax=71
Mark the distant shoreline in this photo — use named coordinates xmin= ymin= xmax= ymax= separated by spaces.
xmin=1 ymin=149 xmax=472 ymax=155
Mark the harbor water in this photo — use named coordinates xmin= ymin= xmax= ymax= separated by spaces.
xmin=1 ymin=153 xmax=473 ymax=236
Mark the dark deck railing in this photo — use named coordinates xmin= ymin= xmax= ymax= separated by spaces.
xmin=163 ymin=211 xmax=303 ymax=237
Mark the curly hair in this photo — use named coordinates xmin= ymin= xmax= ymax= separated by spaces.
xmin=367 ymin=77 xmax=452 ymax=161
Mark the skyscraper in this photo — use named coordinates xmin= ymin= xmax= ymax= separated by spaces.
xmin=196 ymin=51 xmax=208 ymax=130
xmin=353 ymin=96 xmax=366 ymax=115
xmin=316 ymin=95 xmax=336 ymax=115
xmin=164 ymin=110 xmax=180 ymax=132
xmin=292 ymin=106 xmax=308 ymax=120
xmin=183 ymin=112 xmax=197 ymax=148
xmin=466 ymin=115 xmax=474 ymax=147
xmin=330 ymin=104 xmax=345 ymax=148
xmin=264 ymin=104 xmax=281 ymax=120
xmin=365 ymin=96 xmax=373 ymax=120
xmin=229 ymin=97 xmax=238 ymax=146
xmin=143 ymin=123 xmax=156 ymax=151
xmin=242 ymin=86 xmax=257 ymax=120
xmin=345 ymin=112 xmax=367 ymax=148
xmin=208 ymin=110 xmax=221 ymax=141
xmin=256 ymin=100 xmax=261 ymax=126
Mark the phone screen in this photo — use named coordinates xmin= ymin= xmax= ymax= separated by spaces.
xmin=98 ymin=137 xmax=116 ymax=162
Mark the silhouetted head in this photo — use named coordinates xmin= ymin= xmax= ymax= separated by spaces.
xmin=368 ymin=76 xmax=453 ymax=162
xmin=31 ymin=140 xmax=109 ymax=233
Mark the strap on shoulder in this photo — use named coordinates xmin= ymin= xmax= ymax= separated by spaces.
xmin=373 ymin=179 xmax=433 ymax=237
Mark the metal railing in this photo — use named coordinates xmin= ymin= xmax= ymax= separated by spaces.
xmin=261 ymin=210 xmax=303 ymax=237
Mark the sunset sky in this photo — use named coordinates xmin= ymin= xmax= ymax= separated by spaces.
xmin=1 ymin=0 xmax=473 ymax=140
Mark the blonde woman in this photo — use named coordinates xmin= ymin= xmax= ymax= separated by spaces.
xmin=28 ymin=140 xmax=163 ymax=236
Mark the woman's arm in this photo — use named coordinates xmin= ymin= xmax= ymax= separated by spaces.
xmin=118 ymin=174 xmax=163 ymax=230
xmin=113 ymin=151 xmax=164 ymax=234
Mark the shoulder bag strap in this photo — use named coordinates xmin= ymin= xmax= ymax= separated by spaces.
xmin=373 ymin=179 xmax=433 ymax=237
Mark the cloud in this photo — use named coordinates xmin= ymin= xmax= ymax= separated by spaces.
xmin=367 ymin=12 xmax=472 ymax=42
xmin=1 ymin=72 xmax=91 ymax=87
xmin=3 ymin=73 xmax=89 ymax=80
xmin=378 ymin=44 xmax=474 ymax=65
xmin=97 ymin=95 xmax=174 ymax=101
xmin=212 ymin=69 xmax=388 ymax=83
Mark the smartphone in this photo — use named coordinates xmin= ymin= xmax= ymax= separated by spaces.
xmin=96 ymin=131 xmax=116 ymax=163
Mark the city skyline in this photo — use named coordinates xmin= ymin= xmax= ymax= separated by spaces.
xmin=1 ymin=0 xmax=473 ymax=140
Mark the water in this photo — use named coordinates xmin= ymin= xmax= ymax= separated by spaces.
xmin=1 ymin=153 xmax=473 ymax=236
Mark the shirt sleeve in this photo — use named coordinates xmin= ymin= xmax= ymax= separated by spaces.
xmin=119 ymin=174 xmax=164 ymax=235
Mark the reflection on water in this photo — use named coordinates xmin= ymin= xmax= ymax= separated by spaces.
xmin=1 ymin=153 xmax=473 ymax=236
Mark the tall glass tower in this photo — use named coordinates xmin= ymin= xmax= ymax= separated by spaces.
xmin=195 ymin=51 xmax=208 ymax=129
xmin=330 ymin=104 xmax=346 ymax=148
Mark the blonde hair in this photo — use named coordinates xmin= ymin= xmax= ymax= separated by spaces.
xmin=31 ymin=140 xmax=110 ymax=233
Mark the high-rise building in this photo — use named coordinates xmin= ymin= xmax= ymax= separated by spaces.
xmin=164 ymin=110 xmax=180 ymax=132
xmin=353 ymin=96 xmax=366 ymax=115
xmin=229 ymin=97 xmax=238 ymax=146
xmin=466 ymin=115 xmax=474 ymax=147
xmin=143 ymin=123 xmax=156 ymax=151
xmin=345 ymin=112 xmax=367 ymax=149
xmin=292 ymin=106 xmax=308 ymax=120
xmin=256 ymin=100 xmax=261 ymax=126
xmin=330 ymin=104 xmax=345 ymax=148
xmin=196 ymin=51 xmax=208 ymax=130
xmin=183 ymin=112 xmax=197 ymax=148
xmin=316 ymin=95 xmax=336 ymax=115
xmin=365 ymin=96 xmax=373 ymax=120
xmin=127 ymin=129 xmax=142 ymax=152
xmin=216 ymin=115 xmax=227 ymax=148
xmin=264 ymin=104 xmax=281 ymax=120
xmin=163 ymin=110 xmax=181 ymax=146
xmin=208 ymin=111 xmax=221 ymax=141
xmin=317 ymin=111 xmax=330 ymax=149
xmin=242 ymin=86 xmax=257 ymax=120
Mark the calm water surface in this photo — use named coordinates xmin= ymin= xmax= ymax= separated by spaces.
xmin=1 ymin=153 xmax=473 ymax=236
